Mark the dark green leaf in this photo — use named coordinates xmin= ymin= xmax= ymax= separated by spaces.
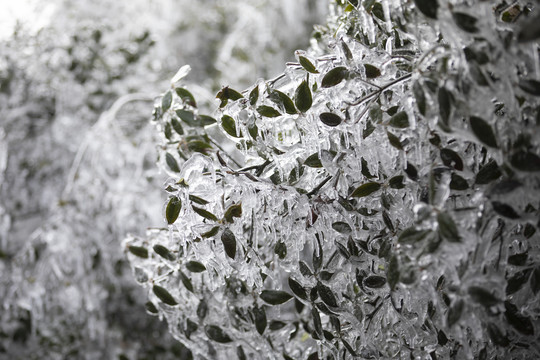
xmin=216 ymin=86 xmax=243 ymax=101
xmin=153 ymin=244 xmax=176 ymax=261
xmin=165 ymin=153 xmax=180 ymax=173
xmin=274 ymin=241 xmax=287 ymax=259
xmin=437 ymin=212 xmax=460 ymax=242
xmin=175 ymin=88 xmax=197 ymax=107
xmin=438 ymin=87 xmax=452 ymax=130
xmin=253 ymin=306 xmax=267 ymax=335
xmin=487 ymin=322 xmax=509 ymax=347
xmin=469 ymin=116 xmax=498 ymax=148
xmin=187 ymin=140 xmax=212 ymax=154
xmin=388 ymin=111 xmax=409 ymax=128
xmin=179 ymin=270 xmax=194 ymax=292
xmin=249 ymin=85 xmax=259 ymax=106
xmin=224 ymin=203 xmax=242 ymax=223
xmin=222 ymin=115 xmax=240 ymax=138
xmin=201 ymin=226 xmax=219 ymax=238
xmin=311 ymin=307 xmax=323 ymax=339
xmin=189 ymin=195 xmax=209 ymax=205
xmin=162 ymin=91 xmax=172 ymax=111
xmin=171 ymin=118 xmax=184 ymax=135
xmin=504 ymin=301 xmax=534 ymax=336
xmin=166 ymin=196 xmax=182 ymax=224
xmin=319 ymin=112 xmax=342 ymax=126
xmin=468 ymin=286 xmax=499 ymax=307
xmin=153 ymin=285 xmax=178 ymax=306
xmin=321 ymin=66 xmax=348 ymax=88
xmin=363 ymin=120 xmax=376 ymax=138
xmin=299 ymin=56 xmax=319 ymax=73
xmin=447 ymin=299 xmax=464 ymax=327
xmin=507 ymin=269 xmax=532 ymax=295
xmin=332 ymin=221 xmax=352 ymax=234
xmin=414 ymin=0 xmax=438 ymax=19
xmin=295 ymin=80 xmax=312 ymax=113
xmin=510 ymin=151 xmax=540 ymax=171
xmin=260 ymin=290 xmax=293 ymax=305
xmin=317 ymin=282 xmax=338 ymax=307
xmin=257 ymin=105 xmax=281 ymax=118
xmin=288 ymin=277 xmax=308 ymax=300
xmin=221 ymin=228 xmax=237 ymax=259
xmin=364 ymin=64 xmax=381 ymax=78
xmin=518 ymin=79 xmax=540 ymax=96
xmin=342 ymin=338 xmax=358 ymax=357
xmin=387 ymin=131 xmax=403 ymax=150
xmin=185 ymin=319 xmax=198 ymax=339
xmin=382 ymin=211 xmax=394 ymax=233
xmin=524 ymin=223 xmax=536 ymax=239
xmin=192 ymin=206 xmax=218 ymax=221
xmin=304 ymin=153 xmax=323 ymax=168
xmin=199 ymin=115 xmax=216 ymax=126
xmin=413 ymin=82 xmax=426 ymax=115
xmin=186 ymin=261 xmax=206 ymax=272
xmin=440 ymin=148 xmax=464 ymax=170
xmin=351 ymin=182 xmax=381 ymax=198
xmin=531 ymin=267 xmax=540 ymax=295
xmin=389 ymin=175 xmax=405 ymax=189
xmin=450 ymin=173 xmax=469 ymax=190
xmin=128 ymin=245 xmax=148 ymax=259
xmin=299 ymin=261 xmax=313 ymax=277
xmin=269 ymin=320 xmax=287 ymax=330
xmin=398 ymin=227 xmax=431 ymax=244
xmin=176 ymin=109 xmax=198 ymax=127
xmin=453 ymin=12 xmax=479 ymax=33
xmin=405 ymin=162 xmax=418 ymax=181
xmin=437 ymin=330 xmax=448 ymax=346
xmin=476 ymin=160 xmax=501 ymax=184
xmin=205 ymin=325 xmax=233 ymax=343
xmin=387 ymin=255 xmax=399 ymax=290
xmin=145 ymin=301 xmax=158 ymax=314
xmin=197 ymin=299 xmax=208 ymax=319
xmin=271 ymin=90 xmax=297 ymax=115
xmin=364 ymin=275 xmax=386 ymax=288
xmin=492 ymin=201 xmax=520 ymax=219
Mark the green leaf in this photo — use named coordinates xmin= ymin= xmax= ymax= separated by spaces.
xmin=510 ymin=151 xmax=540 ymax=171
xmin=164 ymin=122 xmax=173 ymax=140
xmin=304 ymin=153 xmax=322 ymax=168
xmin=187 ymin=140 xmax=212 ymax=154
xmin=317 ymin=282 xmax=338 ymax=307
xmin=438 ymin=87 xmax=452 ymax=130
xmin=492 ymin=201 xmax=520 ymax=219
xmin=153 ymin=285 xmax=178 ymax=306
xmin=165 ymin=153 xmax=180 ymax=172
xmin=175 ymin=88 xmax=196 ymax=107
xmin=387 ymin=131 xmax=403 ymax=150
xmin=271 ymin=90 xmax=297 ymax=115
xmin=189 ymin=195 xmax=209 ymax=205
xmin=447 ymin=299 xmax=464 ymax=327
xmin=388 ymin=175 xmax=405 ymax=189
xmin=288 ymin=277 xmax=308 ymax=300
xmin=363 ymin=120 xmax=376 ymax=138
xmin=253 ymin=306 xmax=267 ymax=335
xmin=186 ymin=261 xmax=206 ymax=273
xmin=364 ymin=64 xmax=381 ymax=78
xmin=201 ymin=226 xmax=219 ymax=238
xmin=412 ymin=82 xmax=426 ymax=115
xmin=128 ymin=245 xmax=148 ymax=258
xmin=193 ymin=206 xmax=218 ymax=221
xmin=166 ymin=196 xmax=182 ymax=224
xmin=171 ymin=118 xmax=184 ymax=135
xmin=504 ymin=301 xmax=534 ymax=336
xmin=507 ymin=269 xmax=532 ymax=295
xmin=332 ymin=221 xmax=352 ymax=234
xmin=220 ymin=229 xmax=237 ymax=259
xmin=145 ymin=301 xmax=158 ymax=314
xmin=518 ymin=79 xmax=540 ymax=95
xmin=437 ymin=212 xmax=460 ymax=242
xmin=179 ymin=270 xmax=194 ymax=292
xmin=414 ymin=0 xmax=438 ymax=19
xmin=398 ymin=227 xmax=431 ymax=244
xmin=453 ymin=12 xmax=479 ymax=33
xmin=319 ymin=112 xmax=342 ymax=126
xmin=450 ymin=173 xmax=469 ymax=190
xmin=260 ymin=290 xmax=293 ymax=305
xmin=311 ymin=307 xmax=323 ymax=339
xmin=475 ymin=160 xmax=501 ymax=184
xmin=153 ymin=244 xmax=176 ymax=261
xmin=295 ymin=80 xmax=312 ymax=113
xmin=299 ymin=56 xmax=318 ymax=73
xmin=257 ymin=105 xmax=281 ymax=118
xmin=199 ymin=115 xmax=216 ymax=126
xmin=487 ymin=323 xmax=509 ymax=347
xmin=351 ymin=182 xmax=381 ymax=198
xmin=162 ymin=91 xmax=172 ymax=111
xmin=468 ymin=286 xmax=499 ymax=307
xmin=440 ymin=148 xmax=464 ymax=170
xmin=224 ymin=203 xmax=242 ymax=223
xmin=175 ymin=109 xmax=198 ymax=127
xmin=321 ymin=66 xmax=348 ymax=88
xmin=531 ymin=267 xmax=540 ymax=295
xmin=469 ymin=116 xmax=498 ymax=148
xmin=216 ymin=86 xmax=243 ymax=101
xmin=205 ymin=325 xmax=233 ymax=343
xmin=249 ymin=85 xmax=259 ymax=106
xmin=274 ymin=241 xmax=287 ymax=259
xmin=388 ymin=111 xmax=409 ymax=128
xmin=221 ymin=115 xmax=240 ymax=138
xmin=387 ymin=255 xmax=399 ymax=290
xmin=313 ymin=237 xmax=323 ymax=272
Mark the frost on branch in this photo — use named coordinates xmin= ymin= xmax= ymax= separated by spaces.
xmin=126 ymin=1 xmax=540 ymax=359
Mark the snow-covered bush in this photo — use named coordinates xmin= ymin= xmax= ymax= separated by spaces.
xmin=126 ymin=1 xmax=540 ymax=359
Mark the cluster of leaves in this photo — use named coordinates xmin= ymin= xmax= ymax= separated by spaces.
xmin=126 ymin=0 xmax=540 ymax=359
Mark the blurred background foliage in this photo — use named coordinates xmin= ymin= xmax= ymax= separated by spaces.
xmin=0 ymin=0 xmax=327 ymax=358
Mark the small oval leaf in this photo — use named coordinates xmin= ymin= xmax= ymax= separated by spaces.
xmin=161 ymin=91 xmax=172 ymax=111
xmin=186 ymin=260 xmax=206 ymax=272
xmin=166 ymin=196 xmax=182 ymax=224
xmin=221 ymin=228 xmax=237 ymax=259
xmin=153 ymin=244 xmax=176 ymax=261
xmin=153 ymin=285 xmax=178 ymax=306
xmin=351 ymin=182 xmax=381 ymax=198
xmin=388 ymin=111 xmax=409 ymax=128
xmin=319 ymin=112 xmax=342 ymax=126
xmin=321 ymin=66 xmax=348 ymax=88
xmin=260 ymin=290 xmax=293 ymax=305
xmin=205 ymin=325 xmax=233 ymax=343
xmin=299 ymin=56 xmax=319 ymax=74
xmin=192 ymin=206 xmax=218 ymax=221
xmin=295 ymin=80 xmax=312 ymax=113
xmin=363 ymin=275 xmax=387 ymax=289
xmin=257 ymin=105 xmax=281 ymax=118
xmin=469 ymin=116 xmax=498 ymax=148
xmin=128 ymin=245 xmax=148 ymax=259
xmin=165 ymin=153 xmax=180 ymax=173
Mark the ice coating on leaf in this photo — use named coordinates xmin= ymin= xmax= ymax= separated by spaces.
xmin=125 ymin=1 xmax=540 ymax=359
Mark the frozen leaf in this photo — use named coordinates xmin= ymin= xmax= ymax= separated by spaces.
xmin=128 ymin=245 xmax=148 ymax=259
xmin=201 ymin=226 xmax=219 ymax=238
xmin=171 ymin=118 xmax=184 ymax=135
xmin=189 ymin=195 xmax=209 ymax=205
xmin=475 ymin=160 xmax=502 ymax=184
xmin=271 ymin=90 xmax=297 ymax=115
xmin=351 ymin=182 xmax=381 ymax=198
xmin=311 ymin=308 xmax=323 ymax=339
xmin=192 ymin=206 xmax=218 ymax=221
xmin=363 ymin=275 xmax=386 ymax=288
xmin=507 ymin=269 xmax=532 ymax=295
xmin=145 ymin=301 xmax=158 ymax=314
xmin=295 ymin=80 xmax=312 ymax=113
xmin=288 ymin=277 xmax=308 ymax=300
xmin=510 ymin=151 xmax=540 ymax=171
xmin=205 ymin=325 xmax=233 ymax=343
xmin=469 ymin=116 xmax=498 ymax=148
xmin=453 ymin=12 xmax=479 ymax=33
xmin=153 ymin=285 xmax=178 ymax=306
xmin=387 ymin=256 xmax=399 ymax=290
xmin=197 ymin=300 xmax=208 ymax=319
xmin=186 ymin=261 xmax=206 ymax=273
xmin=249 ymin=85 xmax=259 ymax=106
xmin=364 ymin=64 xmax=381 ymax=78
xmin=313 ymin=237 xmax=323 ymax=272
xmin=221 ymin=229 xmax=237 ymax=259
xmin=257 ymin=105 xmax=281 ymax=118
xmin=414 ymin=0 xmax=438 ymax=19
xmin=153 ymin=244 xmax=176 ymax=261
xmin=388 ymin=111 xmax=409 ymax=128
xmin=216 ymin=86 xmax=243 ymax=102
xmin=524 ymin=223 xmax=536 ymax=239
xmin=413 ymin=82 xmax=427 ymax=115
xmin=319 ymin=112 xmax=342 ymax=126
xmin=166 ymin=196 xmax=182 ymax=224
xmin=161 ymin=91 xmax=172 ymax=111
xmin=175 ymin=88 xmax=197 ymax=108
xmin=274 ymin=241 xmax=287 ymax=259
xmin=166 ymin=153 xmax=180 ymax=172
xmin=222 ymin=115 xmax=240 ymax=138
xmin=486 ymin=323 xmax=509 ymax=347
xmin=437 ymin=212 xmax=460 ymax=242
xmin=440 ymin=148 xmax=464 ymax=171
xmin=304 ymin=153 xmax=322 ymax=168
xmin=504 ymin=301 xmax=534 ymax=336
xmin=438 ymin=87 xmax=452 ymax=130
xmin=389 ymin=175 xmax=405 ymax=189
xmin=447 ymin=299 xmax=464 ymax=327
xmin=518 ymin=79 xmax=540 ymax=96
xmin=299 ymin=261 xmax=313 ymax=277
xmin=398 ymin=227 xmax=431 ymax=244
xmin=260 ymin=290 xmax=293 ymax=305
xmin=531 ymin=267 xmax=540 ymax=295
xmin=332 ymin=221 xmax=352 ymax=234
xmin=224 ymin=203 xmax=242 ymax=223
xmin=321 ymin=66 xmax=348 ymax=87
xmin=199 ymin=115 xmax=216 ymax=126
xmin=450 ymin=173 xmax=469 ymax=190
xmin=387 ymin=131 xmax=403 ymax=150
xmin=317 ymin=282 xmax=338 ymax=307
xmin=342 ymin=339 xmax=358 ymax=357
xmin=253 ymin=306 xmax=267 ymax=335
xmin=299 ymin=56 xmax=318 ymax=73
xmin=492 ymin=201 xmax=520 ymax=219
xmin=176 ymin=110 xmax=198 ymax=127
xmin=468 ymin=286 xmax=499 ymax=307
